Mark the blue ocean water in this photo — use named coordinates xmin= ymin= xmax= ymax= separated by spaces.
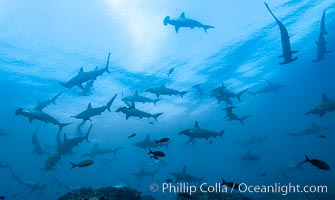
xmin=0 ymin=0 xmax=335 ymax=199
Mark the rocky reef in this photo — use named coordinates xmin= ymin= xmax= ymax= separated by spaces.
xmin=58 ymin=186 xmax=143 ymax=200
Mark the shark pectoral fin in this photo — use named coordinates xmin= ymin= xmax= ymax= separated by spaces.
xmin=78 ymin=84 xmax=84 ymax=89
xmin=126 ymin=115 xmax=130 ymax=120
xmin=29 ymin=118 xmax=33 ymax=123
xmin=175 ymin=26 xmax=180 ymax=33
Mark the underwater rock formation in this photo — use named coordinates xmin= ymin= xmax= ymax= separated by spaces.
xmin=58 ymin=186 xmax=142 ymax=200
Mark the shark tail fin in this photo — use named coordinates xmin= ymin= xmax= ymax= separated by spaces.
xmin=180 ymin=91 xmax=188 ymax=98
xmin=70 ymin=162 xmax=76 ymax=169
xmin=59 ymin=123 xmax=71 ymax=131
xmin=148 ymin=149 xmax=153 ymax=155
xmin=84 ymin=125 xmax=93 ymax=142
xmin=153 ymin=99 xmax=161 ymax=106
xmin=236 ymin=88 xmax=249 ymax=101
xmin=52 ymin=92 xmax=62 ymax=105
xmin=248 ymin=92 xmax=256 ymax=98
xmin=220 ymin=129 xmax=225 ymax=137
xmin=240 ymin=116 xmax=250 ymax=125
xmin=221 ymin=178 xmax=227 ymax=184
xmin=203 ymin=25 xmax=214 ymax=33
xmin=106 ymin=93 xmax=117 ymax=112
xmin=153 ymin=113 xmax=163 ymax=122
xmin=304 ymin=155 xmax=310 ymax=163
xmin=105 ymin=52 xmax=111 ymax=73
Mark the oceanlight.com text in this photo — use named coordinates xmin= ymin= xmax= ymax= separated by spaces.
xmin=150 ymin=182 xmax=328 ymax=196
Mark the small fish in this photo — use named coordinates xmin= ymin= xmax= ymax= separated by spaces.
xmin=167 ymin=68 xmax=174 ymax=76
xmin=70 ymin=160 xmax=94 ymax=169
xmin=259 ymin=173 xmax=267 ymax=178
xmin=148 ymin=149 xmax=166 ymax=159
xmin=221 ymin=178 xmax=240 ymax=190
xmin=155 ymin=137 xmax=170 ymax=144
xmin=128 ymin=133 xmax=137 ymax=139
xmin=148 ymin=122 xmax=154 ymax=125
xmin=317 ymin=135 xmax=327 ymax=138
xmin=304 ymin=155 xmax=330 ymax=170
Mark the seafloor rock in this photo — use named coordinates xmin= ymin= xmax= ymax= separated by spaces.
xmin=58 ymin=186 xmax=142 ymax=200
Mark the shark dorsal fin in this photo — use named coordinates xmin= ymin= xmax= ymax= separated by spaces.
xmin=145 ymin=134 xmax=150 ymax=140
xmin=78 ymin=67 xmax=84 ymax=75
xmin=322 ymin=93 xmax=330 ymax=102
xmin=161 ymin=84 xmax=166 ymax=88
xmin=182 ymin=166 xmax=186 ymax=173
xmin=134 ymin=91 xmax=139 ymax=96
xmin=194 ymin=121 xmax=200 ymax=128
xmin=130 ymin=102 xmax=136 ymax=109
xmin=95 ymin=66 xmax=98 ymax=71
xmin=179 ymin=12 xmax=185 ymax=19
xmin=87 ymin=103 xmax=93 ymax=110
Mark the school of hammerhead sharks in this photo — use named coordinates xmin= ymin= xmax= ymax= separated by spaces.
xmin=0 ymin=2 xmax=333 ymax=197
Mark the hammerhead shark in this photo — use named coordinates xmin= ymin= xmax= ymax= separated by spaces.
xmin=248 ymin=81 xmax=285 ymax=97
xmin=15 ymin=108 xmax=70 ymax=130
xmin=57 ymin=124 xmax=92 ymax=155
xmin=313 ymin=11 xmax=333 ymax=62
xmin=170 ymin=166 xmax=204 ymax=183
xmin=31 ymin=125 xmax=45 ymax=155
xmin=72 ymin=94 xmax=117 ymax=121
xmin=179 ymin=121 xmax=224 ymax=143
xmin=163 ymin=12 xmax=214 ymax=33
xmin=134 ymin=134 xmax=171 ymax=149
xmin=34 ymin=92 xmax=62 ymax=111
xmin=116 ymin=104 xmax=163 ymax=121
xmin=133 ymin=168 xmax=158 ymax=178
xmin=82 ymin=144 xmax=124 ymax=158
xmin=222 ymin=106 xmax=250 ymax=125
xmin=122 ymin=91 xmax=160 ymax=106
xmin=305 ymin=93 xmax=335 ymax=117
xmin=147 ymin=84 xmax=187 ymax=98
xmin=264 ymin=2 xmax=298 ymax=65
xmin=240 ymin=150 xmax=261 ymax=163
xmin=60 ymin=53 xmax=111 ymax=89
xmin=285 ymin=122 xmax=330 ymax=139
xmin=211 ymin=84 xmax=249 ymax=105
xmin=7 ymin=166 xmax=46 ymax=191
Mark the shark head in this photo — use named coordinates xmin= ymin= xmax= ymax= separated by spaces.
xmin=15 ymin=108 xmax=24 ymax=115
xmin=163 ymin=16 xmax=170 ymax=25
xmin=116 ymin=107 xmax=126 ymax=113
